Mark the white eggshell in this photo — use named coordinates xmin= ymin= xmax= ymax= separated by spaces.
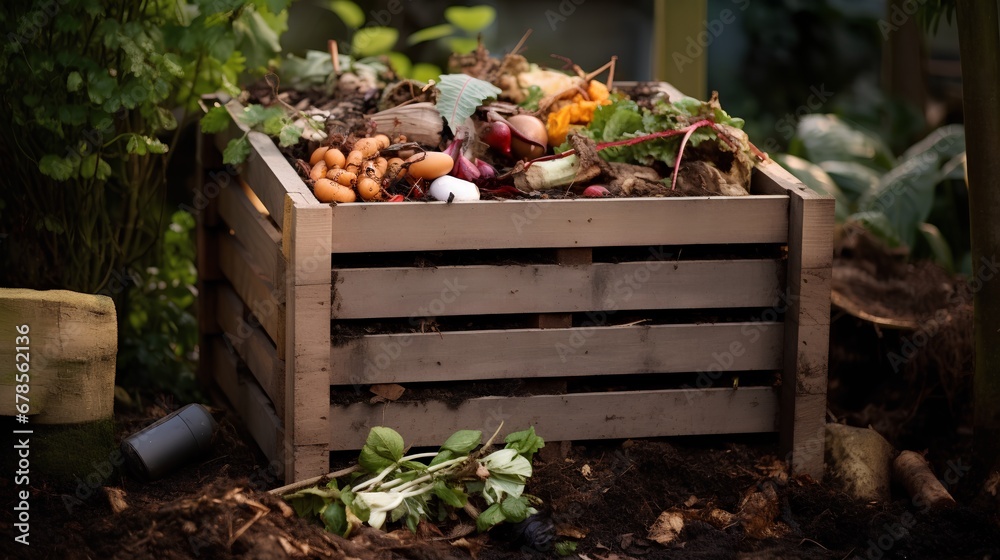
xmin=428 ymin=175 xmax=480 ymax=202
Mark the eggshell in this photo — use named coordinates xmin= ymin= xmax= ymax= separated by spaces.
xmin=428 ymin=175 xmax=480 ymax=202
xmin=406 ymin=152 xmax=454 ymax=180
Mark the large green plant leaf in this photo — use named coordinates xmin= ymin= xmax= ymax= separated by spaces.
xmin=434 ymin=74 xmax=501 ymax=135
xmin=846 ymin=211 xmax=903 ymax=248
xmin=899 ymin=124 xmax=965 ymax=165
xmin=917 ymin=222 xmax=954 ymax=272
xmin=407 ymin=24 xmax=455 ymax=46
xmin=859 ymin=152 xmax=941 ymax=249
xmin=819 ymin=160 xmax=881 ymax=205
xmin=789 ymin=114 xmax=896 ymax=171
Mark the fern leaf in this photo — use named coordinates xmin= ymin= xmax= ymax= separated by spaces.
xmin=435 ymin=74 xmax=501 ymax=136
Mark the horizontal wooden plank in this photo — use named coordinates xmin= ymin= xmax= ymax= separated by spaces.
xmin=333 ymin=259 xmax=784 ymax=319
xmin=219 ymin=182 xmax=284 ymax=291
xmin=329 ymin=387 xmax=778 ymax=450
xmin=212 ymin=338 xmax=283 ymax=465
xmin=216 ymin=286 xmax=285 ymax=417
xmin=330 ymin=322 xmax=784 ymax=385
xmin=328 ymin=196 xmax=789 ymax=253
xmin=218 ymin=232 xmax=285 ymax=353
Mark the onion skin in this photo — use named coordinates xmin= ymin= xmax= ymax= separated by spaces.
xmin=507 ymin=114 xmax=548 ymax=160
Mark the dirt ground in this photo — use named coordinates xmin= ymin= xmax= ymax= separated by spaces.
xmin=3 ymin=233 xmax=1000 ymax=559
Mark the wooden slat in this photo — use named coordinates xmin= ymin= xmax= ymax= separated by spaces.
xmin=218 ymin=182 xmax=284 ymax=291
xmin=330 ymin=322 xmax=784 ymax=385
xmin=284 ymin=194 xmax=335 ymax=483
xmin=778 ymin=174 xmax=835 ymax=481
xmin=329 ymin=387 xmax=779 ymax=450
xmin=215 ymin=101 xmax=320 ymax=230
xmin=328 ymin=196 xmax=789 ymax=253
xmin=218 ymin=232 xmax=284 ymax=353
xmin=333 ymin=259 xmax=783 ymax=319
xmin=216 ymin=286 xmax=284 ymax=418
xmin=212 ymin=338 xmax=283 ymax=466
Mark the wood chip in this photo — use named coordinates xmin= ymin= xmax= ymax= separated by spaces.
xmin=683 ymin=495 xmax=698 ymax=508
xmin=104 ymin=487 xmax=129 ymax=513
xmin=647 ymin=512 xmax=685 ymax=545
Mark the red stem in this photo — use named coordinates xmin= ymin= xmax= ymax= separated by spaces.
xmin=670 ymin=122 xmax=703 ymax=191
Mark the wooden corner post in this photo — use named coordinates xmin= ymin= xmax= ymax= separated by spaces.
xmin=780 ymin=174 xmax=834 ymax=480
xmin=282 ymin=192 xmax=333 ymax=483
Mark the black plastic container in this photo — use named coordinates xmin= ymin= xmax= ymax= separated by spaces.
xmin=120 ymin=404 xmax=217 ymax=480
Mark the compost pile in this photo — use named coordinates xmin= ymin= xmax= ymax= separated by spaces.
xmin=225 ymin=43 xmax=762 ymax=204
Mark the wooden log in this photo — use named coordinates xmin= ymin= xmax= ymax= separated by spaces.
xmin=893 ymin=450 xmax=957 ymax=510
xmin=0 ymin=289 xmax=116 ymax=424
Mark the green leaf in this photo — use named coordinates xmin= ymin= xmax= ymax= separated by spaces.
xmin=58 ymin=104 xmax=88 ymax=126
xmin=790 ymin=114 xmax=896 ymax=171
xmin=321 ymin=502 xmax=348 ymax=536
xmin=444 ymin=5 xmax=496 ymax=33
xmin=38 ymin=155 xmax=75 ymax=181
xmin=519 ymin=85 xmax=545 ymax=111
xmin=500 ymin=495 xmax=530 ymax=523
xmin=386 ymin=52 xmax=412 ymax=78
xmin=554 ymin=541 xmax=578 ymax=556
xmin=504 ymin=427 xmax=545 ymax=462
xmin=201 ymin=106 xmax=233 ymax=134
xmin=278 ymin=123 xmax=302 ymax=147
xmin=223 ymin=136 xmax=251 ymax=165
xmin=859 ymin=152 xmax=940 ymax=248
xmin=433 ymin=480 xmax=467 ymax=508
xmin=352 ymin=27 xmax=398 ymax=57
xmin=240 ymin=104 xmax=284 ymax=128
xmin=441 ymin=430 xmax=482 ymax=455
xmin=429 ymin=449 xmax=456 ymax=468
xmin=66 ymin=71 xmax=83 ymax=92
xmin=145 ymin=137 xmax=169 ymax=154
xmin=482 ymin=472 xmax=527 ymax=504
xmin=358 ymin=426 xmax=405 ymax=473
xmin=126 ymin=134 xmax=146 ymax=155
xmin=410 ymin=63 xmax=442 ymax=84
xmin=447 ymin=37 xmax=479 ymax=55
xmin=280 ymin=50 xmax=336 ymax=89
xmin=483 ymin=449 xmax=533 ymax=477
xmin=900 ymin=124 xmax=965 ymax=166
xmin=96 ymin=158 xmax=112 ymax=181
xmin=329 ymin=0 xmax=365 ymax=28
xmin=407 ymin=24 xmax=455 ymax=46
xmin=398 ymin=460 xmax=429 ymax=471
xmin=476 ymin=503 xmax=506 ymax=532
xmin=80 ymin=153 xmax=98 ymax=179
xmin=435 ymin=74 xmax=501 ymax=136
xmin=262 ymin=113 xmax=285 ymax=136
xmin=819 ymin=160 xmax=881 ymax=205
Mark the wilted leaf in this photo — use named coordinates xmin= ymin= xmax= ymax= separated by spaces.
xmin=435 ymin=74 xmax=501 ymax=135
xmin=648 ymin=511 xmax=685 ymax=545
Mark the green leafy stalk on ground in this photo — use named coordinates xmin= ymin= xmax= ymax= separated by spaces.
xmin=283 ymin=426 xmax=546 ymax=535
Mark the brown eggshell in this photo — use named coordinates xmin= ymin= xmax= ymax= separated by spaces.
xmin=405 ymin=152 xmax=454 ymax=180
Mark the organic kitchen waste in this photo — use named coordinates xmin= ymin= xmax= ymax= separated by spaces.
xmin=202 ymin=42 xmax=765 ymax=203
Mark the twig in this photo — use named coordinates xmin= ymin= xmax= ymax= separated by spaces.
xmin=510 ymin=29 xmax=533 ymax=56
xmin=799 ymin=537 xmax=829 ymax=551
xmin=268 ymin=465 xmax=359 ymax=496
xmin=328 ymin=41 xmax=341 ymax=74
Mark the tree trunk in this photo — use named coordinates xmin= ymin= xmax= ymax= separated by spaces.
xmin=956 ymin=0 xmax=1000 ymax=475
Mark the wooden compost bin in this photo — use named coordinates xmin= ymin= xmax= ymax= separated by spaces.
xmin=197 ymin=99 xmax=834 ymax=485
